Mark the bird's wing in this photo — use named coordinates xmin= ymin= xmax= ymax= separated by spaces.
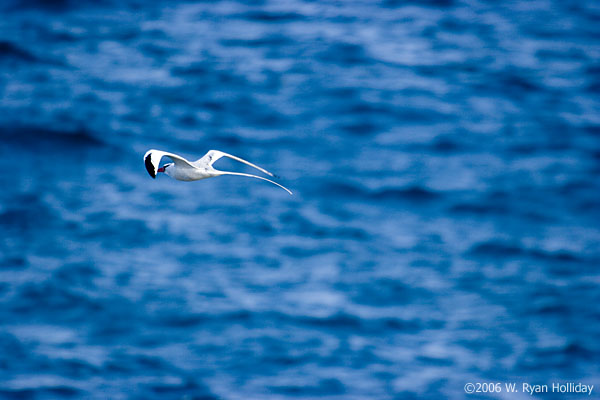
xmin=144 ymin=149 xmax=198 ymax=178
xmin=215 ymin=171 xmax=292 ymax=195
xmin=196 ymin=150 xmax=275 ymax=177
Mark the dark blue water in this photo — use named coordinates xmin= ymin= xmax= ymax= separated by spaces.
xmin=1 ymin=0 xmax=599 ymax=398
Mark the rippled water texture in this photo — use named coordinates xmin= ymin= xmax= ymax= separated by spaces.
xmin=1 ymin=0 xmax=599 ymax=399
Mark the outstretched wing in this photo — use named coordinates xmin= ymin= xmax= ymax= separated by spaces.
xmin=216 ymin=171 xmax=293 ymax=195
xmin=196 ymin=150 xmax=275 ymax=177
xmin=144 ymin=149 xmax=197 ymax=178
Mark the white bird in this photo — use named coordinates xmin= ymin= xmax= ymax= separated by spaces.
xmin=144 ymin=149 xmax=292 ymax=195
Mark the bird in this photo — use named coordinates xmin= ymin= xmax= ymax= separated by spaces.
xmin=144 ymin=149 xmax=292 ymax=195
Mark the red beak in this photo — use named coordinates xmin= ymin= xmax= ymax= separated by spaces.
xmin=157 ymin=167 xmax=165 ymax=173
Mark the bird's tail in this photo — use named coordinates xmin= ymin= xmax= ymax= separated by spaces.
xmin=215 ymin=171 xmax=292 ymax=195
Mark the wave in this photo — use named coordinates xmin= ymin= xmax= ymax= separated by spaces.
xmin=1 ymin=125 xmax=105 ymax=148
xmin=221 ymin=35 xmax=293 ymax=48
xmin=2 ymin=0 xmax=116 ymax=10
xmin=0 ymin=194 xmax=58 ymax=232
xmin=10 ymin=281 xmax=102 ymax=322
xmin=0 ymin=41 xmax=38 ymax=63
xmin=0 ymin=387 xmax=84 ymax=399
xmin=269 ymin=378 xmax=345 ymax=396
xmin=450 ymin=201 xmax=510 ymax=216
xmin=238 ymin=10 xmax=305 ymax=23
xmin=315 ymin=42 xmax=373 ymax=66
xmin=324 ymin=182 xmax=440 ymax=202
xmin=384 ymin=0 xmax=455 ymax=7
xmin=468 ymin=240 xmax=584 ymax=264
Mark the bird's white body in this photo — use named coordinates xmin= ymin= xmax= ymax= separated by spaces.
xmin=164 ymin=163 xmax=213 ymax=181
xmin=144 ymin=149 xmax=292 ymax=194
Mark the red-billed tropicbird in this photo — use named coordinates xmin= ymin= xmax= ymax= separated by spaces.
xmin=144 ymin=149 xmax=292 ymax=195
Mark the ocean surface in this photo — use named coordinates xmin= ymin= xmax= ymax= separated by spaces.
xmin=1 ymin=0 xmax=599 ymax=399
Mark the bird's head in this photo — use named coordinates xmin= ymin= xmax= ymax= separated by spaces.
xmin=157 ymin=163 xmax=173 ymax=175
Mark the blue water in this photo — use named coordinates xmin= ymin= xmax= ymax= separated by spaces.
xmin=1 ymin=0 xmax=599 ymax=399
